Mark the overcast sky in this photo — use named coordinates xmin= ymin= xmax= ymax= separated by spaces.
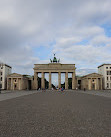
xmin=0 ymin=0 xmax=111 ymax=76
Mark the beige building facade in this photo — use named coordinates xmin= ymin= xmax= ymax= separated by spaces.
xmin=7 ymin=73 xmax=30 ymax=90
xmin=33 ymin=63 xmax=76 ymax=90
xmin=81 ymin=73 xmax=103 ymax=90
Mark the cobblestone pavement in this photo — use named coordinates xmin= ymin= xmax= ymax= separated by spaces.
xmin=74 ymin=90 xmax=111 ymax=98
xmin=0 ymin=90 xmax=40 ymax=101
xmin=0 ymin=90 xmax=111 ymax=137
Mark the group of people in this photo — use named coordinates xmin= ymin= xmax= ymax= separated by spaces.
xmin=51 ymin=87 xmax=64 ymax=92
xmin=40 ymin=87 xmax=64 ymax=92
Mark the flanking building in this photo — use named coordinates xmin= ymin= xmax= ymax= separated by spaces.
xmin=0 ymin=63 xmax=12 ymax=90
xmin=98 ymin=64 xmax=111 ymax=89
xmin=80 ymin=73 xmax=103 ymax=90
xmin=7 ymin=73 xmax=33 ymax=90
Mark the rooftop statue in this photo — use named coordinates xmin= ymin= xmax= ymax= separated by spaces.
xmin=50 ymin=54 xmax=60 ymax=63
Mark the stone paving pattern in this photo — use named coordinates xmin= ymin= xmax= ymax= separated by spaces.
xmin=0 ymin=90 xmax=38 ymax=101
xmin=75 ymin=90 xmax=111 ymax=98
xmin=0 ymin=90 xmax=111 ymax=137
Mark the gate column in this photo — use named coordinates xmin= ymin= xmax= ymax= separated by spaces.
xmin=34 ymin=72 xmax=38 ymax=90
xmin=72 ymin=72 xmax=75 ymax=89
xmin=41 ymin=72 xmax=45 ymax=89
xmin=58 ymin=72 xmax=61 ymax=89
xmin=49 ymin=72 xmax=52 ymax=89
xmin=65 ymin=72 xmax=68 ymax=90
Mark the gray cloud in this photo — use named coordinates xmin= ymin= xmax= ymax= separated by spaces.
xmin=0 ymin=0 xmax=111 ymax=75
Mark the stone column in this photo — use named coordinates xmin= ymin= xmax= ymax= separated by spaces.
xmin=96 ymin=78 xmax=99 ymax=90
xmin=88 ymin=78 xmax=91 ymax=90
xmin=19 ymin=78 xmax=21 ymax=90
xmin=100 ymin=78 xmax=102 ymax=90
xmin=65 ymin=72 xmax=68 ymax=90
xmin=41 ymin=72 xmax=45 ymax=89
xmin=21 ymin=78 xmax=24 ymax=90
xmin=18 ymin=78 xmax=21 ymax=90
xmin=95 ymin=78 xmax=97 ymax=90
xmin=36 ymin=73 xmax=38 ymax=89
xmin=7 ymin=78 xmax=9 ymax=90
xmin=17 ymin=78 xmax=19 ymax=90
xmin=58 ymin=72 xmax=61 ymax=89
xmin=11 ymin=78 xmax=13 ymax=90
xmin=49 ymin=72 xmax=52 ymax=89
xmin=88 ymin=78 xmax=90 ymax=90
xmin=91 ymin=78 xmax=92 ymax=90
xmin=34 ymin=72 xmax=38 ymax=90
xmin=72 ymin=72 xmax=75 ymax=89
xmin=95 ymin=78 xmax=99 ymax=90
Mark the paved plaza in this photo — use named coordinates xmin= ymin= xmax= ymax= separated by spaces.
xmin=0 ymin=90 xmax=111 ymax=137
xmin=0 ymin=90 xmax=39 ymax=102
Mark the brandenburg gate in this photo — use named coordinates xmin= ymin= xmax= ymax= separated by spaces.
xmin=33 ymin=55 xmax=76 ymax=90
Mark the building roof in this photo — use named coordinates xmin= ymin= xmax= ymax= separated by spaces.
xmin=23 ymin=75 xmax=33 ymax=78
xmin=82 ymin=73 xmax=103 ymax=78
xmin=7 ymin=73 xmax=23 ymax=77
xmin=8 ymin=73 xmax=33 ymax=79
xmin=98 ymin=64 xmax=111 ymax=68
xmin=0 ymin=63 xmax=12 ymax=68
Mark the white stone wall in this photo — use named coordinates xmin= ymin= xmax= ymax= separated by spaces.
xmin=0 ymin=64 xmax=12 ymax=89
xmin=98 ymin=64 xmax=111 ymax=89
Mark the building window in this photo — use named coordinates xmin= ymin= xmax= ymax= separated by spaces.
xmin=110 ymin=77 xmax=111 ymax=81
xmin=106 ymin=71 xmax=111 ymax=75
xmin=107 ymin=71 xmax=109 ymax=75
xmin=107 ymin=77 xmax=108 ymax=81
xmin=107 ymin=83 xmax=109 ymax=88
xmin=1 ymin=72 xmax=2 ymax=75
xmin=15 ymin=80 xmax=16 ymax=82
xmin=0 ymin=84 xmax=2 ymax=88
xmin=1 ymin=77 xmax=2 ymax=81
xmin=93 ymin=80 xmax=94 ymax=82
xmin=110 ymin=67 xmax=111 ymax=69
xmin=106 ymin=67 xmax=108 ymax=69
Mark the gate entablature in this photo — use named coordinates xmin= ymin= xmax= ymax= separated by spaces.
xmin=34 ymin=63 xmax=75 ymax=73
